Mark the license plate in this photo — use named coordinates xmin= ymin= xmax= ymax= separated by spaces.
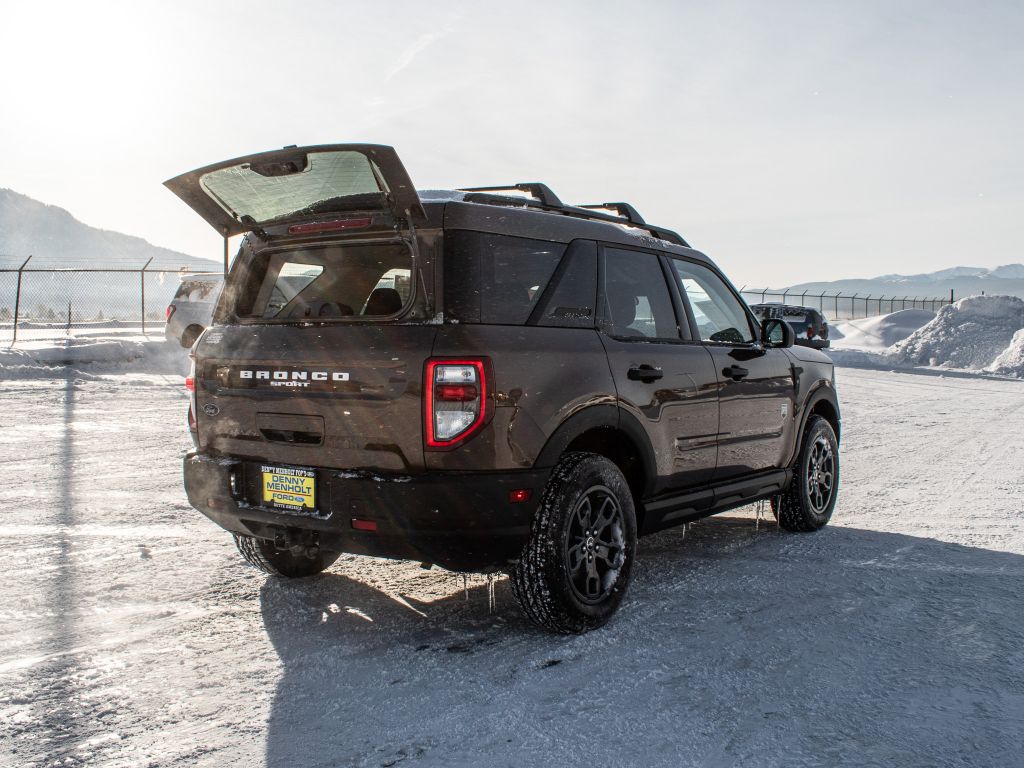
xmin=261 ymin=465 xmax=316 ymax=511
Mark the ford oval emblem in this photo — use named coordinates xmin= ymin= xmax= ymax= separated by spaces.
xmin=203 ymin=403 xmax=220 ymax=417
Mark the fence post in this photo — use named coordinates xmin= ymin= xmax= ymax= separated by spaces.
xmin=140 ymin=257 xmax=153 ymax=335
xmin=11 ymin=255 xmax=32 ymax=345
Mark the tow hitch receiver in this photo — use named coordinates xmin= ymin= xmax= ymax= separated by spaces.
xmin=272 ymin=528 xmax=321 ymax=559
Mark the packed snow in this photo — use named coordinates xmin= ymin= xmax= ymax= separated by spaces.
xmin=2 ymin=332 xmax=1024 ymax=765
xmin=3 ymin=305 xmax=1024 ymax=765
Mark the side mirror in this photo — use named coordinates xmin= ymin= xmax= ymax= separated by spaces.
xmin=762 ymin=318 xmax=795 ymax=348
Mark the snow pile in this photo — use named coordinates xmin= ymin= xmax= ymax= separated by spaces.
xmin=987 ymin=328 xmax=1024 ymax=377
xmin=831 ymin=309 xmax=935 ymax=350
xmin=891 ymin=295 xmax=1024 ymax=371
xmin=0 ymin=337 xmax=189 ymax=379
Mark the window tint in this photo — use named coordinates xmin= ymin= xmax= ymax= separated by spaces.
xmin=671 ymin=259 xmax=755 ymax=343
xmin=444 ymin=231 xmax=565 ymax=324
xmin=532 ymin=240 xmax=597 ymax=329
xmin=600 ymin=248 xmax=678 ymax=340
xmin=236 ymin=243 xmax=412 ymax=320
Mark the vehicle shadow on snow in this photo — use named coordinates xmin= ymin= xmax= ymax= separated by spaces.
xmin=258 ymin=517 xmax=1024 ymax=768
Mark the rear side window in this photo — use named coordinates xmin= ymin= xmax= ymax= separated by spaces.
xmin=234 ymin=243 xmax=412 ymax=320
xmin=600 ymin=248 xmax=679 ymax=340
xmin=532 ymin=240 xmax=598 ymax=329
xmin=444 ymin=231 xmax=565 ymax=324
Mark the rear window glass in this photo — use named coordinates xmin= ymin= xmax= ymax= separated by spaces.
xmin=174 ymin=280 xmax=221 ymax=302
xmin=200 ymin=151 xmax=383 ymax=226
xmin=234 ymin=243 xmax=412 ymax=320
xmin=444 ymin=231 xmax=565 ymax=324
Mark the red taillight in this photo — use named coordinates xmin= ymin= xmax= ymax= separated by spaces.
xmin=186 ymin=357 xmax=198 ymax=435
xmin=807 ymin=326 xmax=816 ymax=338
xmin=287 ymin=217 xmax=372 ymax=235
xmin=351 ymin=518 xmax=378 ymax=532
xmin=424 ymin=359 xmax=489 ymax=449
xmin=166 ymin=305 xmax=175 ymax=322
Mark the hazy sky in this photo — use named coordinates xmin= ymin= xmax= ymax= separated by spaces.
xmin=1 ymin=0 xmax=1021 ymax=286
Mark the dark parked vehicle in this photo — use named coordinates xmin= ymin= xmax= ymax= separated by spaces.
xmin=750 ymin=303 xmax=830 ymax=349
xmin=167 ymin=144 xmax=841 ymax=633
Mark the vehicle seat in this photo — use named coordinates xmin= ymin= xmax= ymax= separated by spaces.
xmin=364 ymin=287 xmax=403 ymax=315
xmin=608 ymin=290 xmax=642 ymax=337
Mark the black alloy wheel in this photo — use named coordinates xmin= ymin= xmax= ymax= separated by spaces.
xmin=565 ymin=485 xmax=627 ymax=605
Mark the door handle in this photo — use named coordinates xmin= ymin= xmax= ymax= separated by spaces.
xmin=723 ymin=365 xmax=749 ymax=381
xmin=627 ymin=364 xmax=664 ymax=383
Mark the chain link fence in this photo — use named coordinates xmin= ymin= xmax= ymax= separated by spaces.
xmin=738 ymin=288 xmax=952 ymax=321
xmin=0 ymin=258 xmax=218 ymax=344
xmin=1 ymin=257 xmax=957 ymax=344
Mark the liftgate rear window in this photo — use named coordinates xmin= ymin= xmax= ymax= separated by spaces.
xmin=233 ymin=243 xmax=412 ymax=321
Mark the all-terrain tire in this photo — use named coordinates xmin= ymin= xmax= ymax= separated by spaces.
xmin=233 ymin=534 xmax=341 ymax=577
xmin=772 ymin=416 xmax=840 ymax=532
xmin=510 ymin=452 xmax=637 ymax=634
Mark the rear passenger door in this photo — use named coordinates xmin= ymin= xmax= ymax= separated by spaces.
xmin=598 ymin=246 xmax=719 ymax=496
xmin=668 ymin=257 xmax=796 ymax=481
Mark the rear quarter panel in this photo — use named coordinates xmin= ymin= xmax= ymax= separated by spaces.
xmin=427 ymin=325 xmax=614 ymax=471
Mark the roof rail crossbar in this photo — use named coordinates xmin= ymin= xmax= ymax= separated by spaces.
xmin=459 ymin=183 xmax=564 ymax=208
xmin=458 ymin=183 xmax=689 ymax=247
xmin=578 ymin=202 xmax=646 ymax=225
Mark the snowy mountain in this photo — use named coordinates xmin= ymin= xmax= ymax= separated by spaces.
xmin=0 ymin=188 xmax=216 ymax=270
xmin=784 ymin=263 xmax=1024 ymax=300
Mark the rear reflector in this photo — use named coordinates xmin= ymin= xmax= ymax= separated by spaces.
xmin=508 ymin=489 xmax=532 ymax=503
xmin=287 ymin=217 xmax=372 ymax=235
xmin=436 ymin=384 xmax=478 ymax=402
xmin=351 ymin=518 xmax=377 ymax=532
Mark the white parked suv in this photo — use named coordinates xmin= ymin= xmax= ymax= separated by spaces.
xmin=165 ymin=273 xmax=223 ymax=347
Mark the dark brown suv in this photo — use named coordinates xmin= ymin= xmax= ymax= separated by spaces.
xmin=168 ymin=144 xmax=841 ymax=633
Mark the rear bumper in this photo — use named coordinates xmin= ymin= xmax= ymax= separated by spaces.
xmin=183 ymin=452 xmax=548 ymax=572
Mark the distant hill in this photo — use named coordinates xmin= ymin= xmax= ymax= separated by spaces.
xmin=0 ymin=188 xmax=217 ymax=271
xmin=782 ymin=264 xmax=1024 ymax=300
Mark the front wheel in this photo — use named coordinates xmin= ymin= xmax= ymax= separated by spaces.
xmin=772 ymin=416 xmax=840 ymax=532
xmin=233 ymin=534 xmax=340 ymax=577
xmin=510 ymin=452 xmax=637 ymax=634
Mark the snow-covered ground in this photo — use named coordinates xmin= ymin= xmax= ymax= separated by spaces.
xmin=1 ymin=361 xmax=1023 ymax=767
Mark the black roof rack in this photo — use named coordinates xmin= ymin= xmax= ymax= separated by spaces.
xmin=459 ymin=183 xmax=564 ymax=208
xmin=455 ymin=183 xmax=689 ymax=247
xmin=578 ymin=202 xmax=646 ymax=225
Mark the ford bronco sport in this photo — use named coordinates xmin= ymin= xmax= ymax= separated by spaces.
xmin=167 ymin=144 xmax=841 ymax=634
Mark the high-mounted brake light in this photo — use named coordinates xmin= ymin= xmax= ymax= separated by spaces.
xmin=424 ymin=359 xmax=489 ymax=449
xmin=287 ymin=217 xmax=372 ymax=235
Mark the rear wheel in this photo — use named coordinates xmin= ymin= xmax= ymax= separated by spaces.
xmin=180 ymin=324 xmax=204 ymax=348
xmin=233 ymin=534 xmax=340 ymax=577
xmin=510 ymin=452 xmax=637 ymax=634
xmin=772 ymin=416 xmax=839 ymax=531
